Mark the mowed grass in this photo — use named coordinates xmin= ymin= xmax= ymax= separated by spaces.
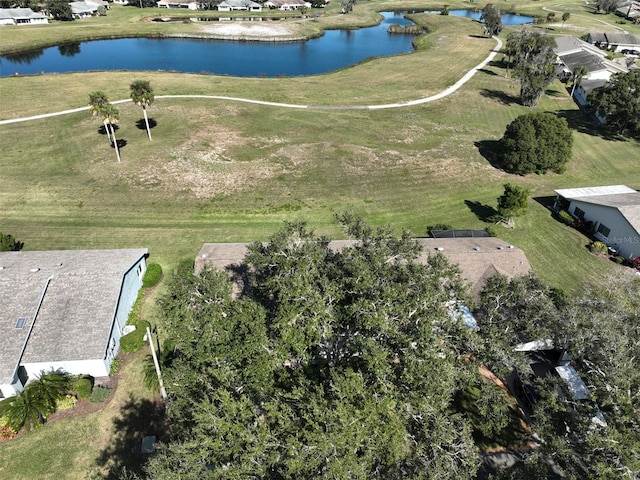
xmin=0 ymin=352 xmax=155 ymax=479
xmin=1 ymin=50 xmax=637 ymax=287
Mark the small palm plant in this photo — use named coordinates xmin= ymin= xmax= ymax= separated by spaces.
xmin=130 ymin=80 xmax=155 ymax=141
xmin=5 ymin=370 xmax=70 ymax=432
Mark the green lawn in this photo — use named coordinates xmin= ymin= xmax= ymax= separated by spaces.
xmin=1 ymin=8 xmax=638 ymax=287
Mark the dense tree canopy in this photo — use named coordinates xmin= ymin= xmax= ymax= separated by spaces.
xmin=144 ymin=217 xmax=482 ymax=479
xmin=594 ymin=0 xmax=620 ymax=13
xmin=506 ymin=30 xmax=557 ymax=107
xmin=475 ymin=273 xmax=640 ymax=480
xmin=136 ymin=217 xmax=639 ymax=480
xmin=499 ymin=112 xmax=573 ymax=175
xmin=46 ymin=0 xmax=72 ymax=20
xmin=481 ymin=4 xmax=503 ymax=37
xmin=588 ymin=70 xmax=640 ymax=135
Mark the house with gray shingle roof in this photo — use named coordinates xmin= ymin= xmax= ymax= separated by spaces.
xmin=0 ymin=249 xmax=147 ymax=399
xmin=0 ymin=8 xmax=48 ymax=25
xmin=555 ymin=186 xmax=640 ymax=261
xmin=195 ymin=237 xmax=531 ymax=299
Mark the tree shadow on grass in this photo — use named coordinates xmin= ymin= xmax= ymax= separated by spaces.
xmin=474 ymin=140 xmax=505 ymax=172
xmin=98 ymin=124 xmax=120 ymax=136
xmin=465 ymin=199 xmax=499 ymax=223
xmin=480 ymin=89 xmax=518 ymax=106
xmin=533 ymin=196 xmax=557 ymax=210
xmin=477 ymin=68 xmax=499 ymax=76
xmin=94 ymin=395 xmax=167 ymax=479
xmin=135 ymin=118 xmax=158 ymax=131
xmin=554 ymin=109 xmax=633 ymax=141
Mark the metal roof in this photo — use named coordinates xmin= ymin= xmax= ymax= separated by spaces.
xmin=555 ymin=185 xmax=637 ymax=199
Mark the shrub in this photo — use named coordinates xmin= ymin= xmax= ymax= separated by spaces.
xmin=56 ymin=395 xmax=78 ymax=411
xmin=485 ymin=225 xmax=497 ymax=237
xmin=89 ymin=386 xmax=112 ymax=404
xmin=74 ymin=377 xmax=93 ymax=400
xmin=109 ymin=358 xmax=122 ymax=376
xmin=556 ymin=210 xmax=574 ymax=225
xmin=142 ymin=263 xmax=163 ymax=288
xmin=0 ymin=422 xmax=16 ymax=441
xmin=427 ymin=224 xmax=453 ymax=236
xmin=589 ymin=241 xmax=608 ymax=255
xmin=613 ymin=256 xmax=625 ymax=264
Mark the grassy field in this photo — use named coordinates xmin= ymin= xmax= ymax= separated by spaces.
xmin=1 ymin=4 xmax=638 ymax=288
xmin=0 ymin=1 xmax=639 ymax=478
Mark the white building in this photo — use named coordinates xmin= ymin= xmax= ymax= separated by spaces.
xmin=0 ymin=249 xmax=147 ymax=399
xmin=157 ymin=0 xmax=199 ymax=9
xmin=0 ymin=8 xmax=48 ymax=25
xmin=217 ymin=0 xmax=262 ymax=11
xmin=554 ymin=185 xmax=640 ymax=260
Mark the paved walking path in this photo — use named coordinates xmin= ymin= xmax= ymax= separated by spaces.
xmin=0 ymin=37 xmax=502 ymax=126
xmin=542 ymin=4 xmax=629 ymax=34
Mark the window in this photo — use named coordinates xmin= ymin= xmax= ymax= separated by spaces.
xmin=597 ymin=223 xmax=611 ymax=238
xmin=573 ymin=206 xmax=585 ymax=219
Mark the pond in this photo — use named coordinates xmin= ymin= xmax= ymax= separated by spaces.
xmin=424 ymin=9 xmax=533 ymax=26
xmin=0 ymin=10 xmax=533 ymax=77
xmin=0 ymin=12 xmax=417 ymax=77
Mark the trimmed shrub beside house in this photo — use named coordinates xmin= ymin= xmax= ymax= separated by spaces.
xmin=142 ymin=262 xmax=162 ymax=288
xmin=556 ymin=210 xmax=574 ymax=226
xmin=589 ymin=241 xmax=608 ymax=255
xmin=74 ymin=377 xmax=93 ymax=400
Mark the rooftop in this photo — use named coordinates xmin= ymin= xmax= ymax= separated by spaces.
xmin=0 ymin=249 xmax=147 ymax=386
xmin=196 ymin=237 xmax=531 ymax=298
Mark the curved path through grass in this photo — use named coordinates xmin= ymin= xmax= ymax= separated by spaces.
xmin=0 ymin=37 xmax=502 ymax=125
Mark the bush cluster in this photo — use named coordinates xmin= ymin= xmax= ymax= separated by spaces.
xmin=56 ymin=395 xmax=78 ymax=411
xmin=89 ymin=386 xmax=112 ymax=404
xmin=556 ymin=210 xmax=574 ymax=225
xmin=0 ymin=422 xmax=16 ymax=440
xmin=142 ymin=263 xmax=163 ymax=288
xmin=589 ymin=241 xmax=609 ymax=255
xmin=74 ymin=377 xmax=93 ymax=400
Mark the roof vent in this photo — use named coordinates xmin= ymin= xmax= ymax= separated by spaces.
xmin=57 ymin=262 xmax=63 ymax=266
xmin=30 ymin=267 xmax=40 ymax=273
xmin=0 ymin=266 xmax=4 ymax=270
xmin=498 ymin=246 xmax=504 ymax=250
xmin=473 ymin=247 xmax=481 ymax=252
xmin=436 ymin=247 xmax=444 ymax=251
xmin=508 ymin=245 xmax=514 ymax=249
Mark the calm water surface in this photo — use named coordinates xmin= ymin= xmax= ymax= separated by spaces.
xmin=0 ymin=10 xmax=533 ymax=77
xmin=0 ymin=12 xmax=416 ymax=77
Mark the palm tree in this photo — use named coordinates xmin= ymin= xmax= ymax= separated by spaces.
xmin=570 ymin=65 xmax=588 ymax=98
xmin=130 ymin=80 xmax=154 ymax=141
xmin=36 ymin=370 xmax=71 ymax=412
xmin=6 ymin=383 xmax=51 ymax=431
xmin=88 ymin=91 xmax=113 ymax=145
xmin=103 ymin=103 xmax=122 ymax=163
